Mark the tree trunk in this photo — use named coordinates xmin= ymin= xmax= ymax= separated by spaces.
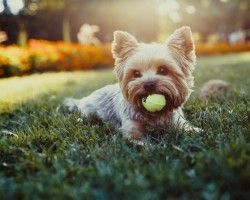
xmin=62 ymin=15 xmax=71 ymax=43
xmin=17 ymin=22 xmax=28 ymax=47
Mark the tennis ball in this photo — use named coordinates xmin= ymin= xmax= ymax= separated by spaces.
xmin=142 ymin=94 xmax=166 ymax=112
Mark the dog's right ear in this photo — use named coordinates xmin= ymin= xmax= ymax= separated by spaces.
xmin=112 ymin=31 xmax=138 ymax=81
xmin=112 ymin=31 xmax=138 ymax=59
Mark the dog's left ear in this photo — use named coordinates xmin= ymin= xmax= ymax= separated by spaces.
xmin=165 ymin=26 xmax=196 ymax=67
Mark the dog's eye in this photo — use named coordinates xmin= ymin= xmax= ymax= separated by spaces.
xmin=133 ymin=70 xmax=142 ymax=78
xmin=157 ymin=66 xmax=168 ymax=76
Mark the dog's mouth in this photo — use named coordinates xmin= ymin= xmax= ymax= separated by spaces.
xmin=125 ymin=84 xmax=184 ymax=114
xmin=137 ymin=93 xmax=174 ymax=114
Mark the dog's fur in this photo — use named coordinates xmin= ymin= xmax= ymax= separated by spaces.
xmin=64 ymin=26 xmax=201 ymax=143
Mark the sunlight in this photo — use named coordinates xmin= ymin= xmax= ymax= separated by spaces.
xmin=157 ymin=0 xmax=181 ymax=22
xmin=0 ymin=71 xmax=103 ymax=113
xmin=186 ymin=5 xmax=196 ymax=14
xmin=157 ymin=0 xmax=179 ymax=16
xmin=0 ymin=0 xmax=4 ymax=13
xmin=7 ymin=0 xmax=24 ymax=15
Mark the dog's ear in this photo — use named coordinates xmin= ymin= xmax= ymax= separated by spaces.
xmin=112 ymin=31 xmax=138 ymax=81
xmin=112 ymin=31 xmax=138 ymax=59
xmin=165 ymin=26 xmax=196 ymax=66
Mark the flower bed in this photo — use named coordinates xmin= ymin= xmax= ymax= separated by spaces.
xmin=195 ymin=42 xmax=250 ymax=56
xmin=0 ymin=40 xmax=113 ymax=77
xmin=0 ymin=40 xmax=250 ymax=77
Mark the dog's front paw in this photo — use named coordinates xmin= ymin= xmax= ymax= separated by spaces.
xmin=183 ymin=125 xmax=203 ymax=133
xmin=192 ymin=127 xmax=203 ymax=133
xmin=130 ymin=139 xmax=147 ymax=146
xmin=120 ymin=119 xmax=148 ymax=145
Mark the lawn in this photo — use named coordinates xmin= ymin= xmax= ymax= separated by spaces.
xmin=0 ymin=52 xmax=249 ymax=199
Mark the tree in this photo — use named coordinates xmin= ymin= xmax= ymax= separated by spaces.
xmin=157 ymin=0 xmax=250 ymax=40
xmin=0 ymin=0 xmax=88 ymax=45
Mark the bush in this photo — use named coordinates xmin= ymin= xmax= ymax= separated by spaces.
xmin=0 ymin=40 xmax=250 ymax=77
xmin=0 ymin=46 xmax=30 ymax=76
xmin=196 ymin=42 xmax=250 ymax=56
xmin=0 ymin=40 xmax=113 ymax=77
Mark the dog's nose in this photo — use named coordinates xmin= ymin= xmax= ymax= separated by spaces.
xmin=144 ymin=81 xmax=156 ymax=92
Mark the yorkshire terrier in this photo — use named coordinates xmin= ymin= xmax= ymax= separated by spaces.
xmin=64 ymin=26 xmax=201 ymax=144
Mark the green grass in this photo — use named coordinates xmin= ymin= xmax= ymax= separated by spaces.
xmin=0 ymin=53 xmax=250 ymax=199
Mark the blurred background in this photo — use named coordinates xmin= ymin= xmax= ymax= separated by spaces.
xmin=1 ymin=0 xmax=250 ymax=44
xmin=0 ymin=0 xmax=250 ymax=77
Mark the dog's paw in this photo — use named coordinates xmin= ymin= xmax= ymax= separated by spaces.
xmin=192 ymin=127 xmax=203 ymax=133
xmin=183 ymin=125 xmax=203 ymax=133
xmin=130 ymin=139 xmax=146 ymax=146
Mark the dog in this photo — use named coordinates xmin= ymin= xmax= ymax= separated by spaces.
xmin=64 ymin=26 xmax=201 ymax=144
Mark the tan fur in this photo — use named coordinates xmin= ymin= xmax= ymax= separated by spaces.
xmin=113 ymin=27 xmax=194 ymax=114
xmin=64 ymin=27 xmax=202 ymax=144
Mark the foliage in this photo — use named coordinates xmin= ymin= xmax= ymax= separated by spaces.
xmin=196 ymin=42 xmax=250 ymax=56
xmin=0 ymin=46 xmax=30 ymax=76
xmin=0 ymin=40 xmax=113 ymax=77
xmin=0 ymin=53 xmax=249 ymax=199
xmin=2 ymin=0 xmax=250 ymax=44
xmin=1 ymin=40 xmax=250 ymax=77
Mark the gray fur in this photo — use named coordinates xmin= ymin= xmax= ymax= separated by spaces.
xmin=63 ymin=83 xmax=201 ymax=140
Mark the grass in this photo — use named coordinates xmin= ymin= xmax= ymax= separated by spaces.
xmin=0 ymin=52 xmax=250 ymax=199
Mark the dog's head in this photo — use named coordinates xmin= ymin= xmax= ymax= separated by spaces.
xmin=112 ymin=27 xmax=196 ymax=114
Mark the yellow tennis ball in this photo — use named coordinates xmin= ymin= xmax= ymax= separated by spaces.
xmin=142 ymin=94 xmax=166 ymax=112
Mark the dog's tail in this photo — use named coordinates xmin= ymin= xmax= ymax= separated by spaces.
xmin=199 ymin=79 xmax=229 ymax=100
